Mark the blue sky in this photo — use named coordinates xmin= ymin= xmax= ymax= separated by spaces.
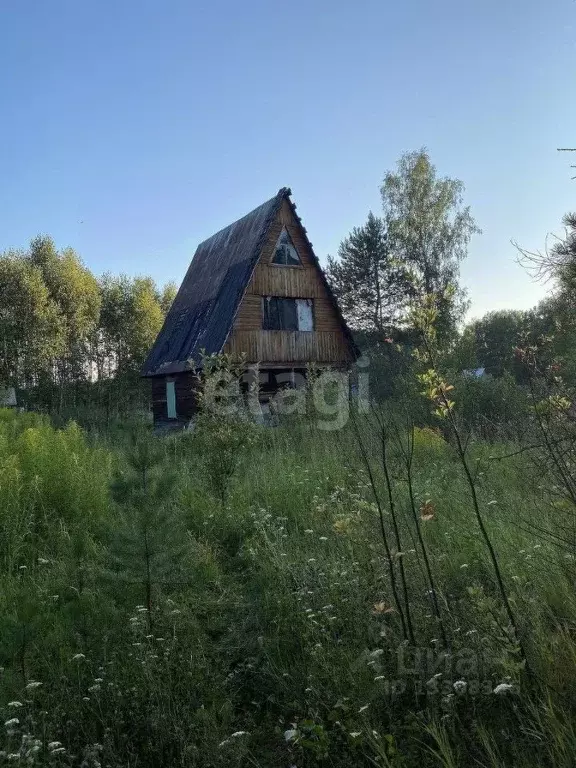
xmin=1 ymin=0 xmax=574 ymax=319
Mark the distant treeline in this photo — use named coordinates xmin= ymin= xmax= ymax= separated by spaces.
xmin=0 ymin=235 xmax=176 ymax=417
xmin=3 ymin=149 xmax=576 ymax=422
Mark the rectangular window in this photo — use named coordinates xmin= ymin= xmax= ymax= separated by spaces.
xmin=263 ymin=297 xmax=314 ymax=331
xmin=166 ymin=380 xmax=177 ymax=419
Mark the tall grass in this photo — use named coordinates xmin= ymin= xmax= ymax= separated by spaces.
xmin=0 ymin=408 xmax=575 ymax=766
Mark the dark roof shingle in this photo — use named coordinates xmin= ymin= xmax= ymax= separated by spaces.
xmin=141 ymin=188 xmax=288 ymax=376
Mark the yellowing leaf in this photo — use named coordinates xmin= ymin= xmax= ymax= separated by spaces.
xmin=372 ymin=602 xmax=395 ymax=615
xmin=420 ymin=500 xmax=436 ymax=521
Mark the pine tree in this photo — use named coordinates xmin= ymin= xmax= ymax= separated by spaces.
xmin=326 ymin=212 xmax=410 ymax=333
xmin=108 ymin=431 xmax=189 ymax=632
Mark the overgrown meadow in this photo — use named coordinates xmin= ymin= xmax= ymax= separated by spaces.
xmin=1 ymin=382 xmax=576 ymax=768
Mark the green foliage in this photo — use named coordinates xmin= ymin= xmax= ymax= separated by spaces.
xmin=97 ymin=273 xmax=166 ymax=379
xmin=0 ymin=252 xmax=64 ymax=385
xmin=449 ymin=309 xmax=530 ymax=380
xmin=29 ymin=235 xmax=101 ymax=382
xmin=326 ymin=149 xmax=478 ymax=344
xmin=326 ymin=212 xmax=410 ymax=333
xmin=453 ymin=372 xmax=531 ymax=435
xmin=192 ymin=410 xmax=260 ymax=506
xmin=0 ymin=236 xmax=174 ymax=418
xmin=4 ymin=170 xmax=576 ymax=766
xmin=108 ymin=430 xmax=190 ymax=626
xmin=382 ymin=149 xmax=480 ymax=340
xmin=0 ymin=404 xmax=573 ymax=766
xmin=191 ymin=356 xmax=260 ymax=504
xmin=160 ymin=280 xmax=178 ymax=314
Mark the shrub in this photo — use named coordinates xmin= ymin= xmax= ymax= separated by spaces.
xmin=453 ymin=372 xmax=530 ymax=437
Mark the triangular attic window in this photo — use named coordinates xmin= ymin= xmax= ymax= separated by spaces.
xmin=272 ymin=228 xmax=301 ymax=266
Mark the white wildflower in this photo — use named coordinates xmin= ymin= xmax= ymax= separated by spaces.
xmin=7 ymin=702 xmax=22 ymax=708
xmin=374 ymin=675 xmax=385 ymax=681
xmin=453 ymin=680 xmax=467 ymax=693
xmin=230 ymin=731 xmax=249 ymax=738
xmin=71 ymin=653 xmax=86 ymax=661
xmin=319 ymin=536 xmax=328 ymax=541
xmin=359 ymin=704 xmax=370 ymax=713
xmin=48 ymin=742 xmax=62 ymax=750
xmin=38 ymin=558 xmax=49 ymax=565
xmin=25 ymin=681 xmax=42 ymax=690
xmin=493 ymin=683 xmax=514 ymax=695
xmin=350 ymin=731 xmax=362 ymax=738
xmin=284 ymin=729 xmax=298 ymax=742
xmin=4 ymin=719 xmax=19 ymax=728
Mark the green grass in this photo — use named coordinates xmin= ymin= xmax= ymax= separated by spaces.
xmin=0 ymin=408 xmax=575 ymax=766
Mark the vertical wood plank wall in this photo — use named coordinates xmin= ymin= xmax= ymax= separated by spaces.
xmin=151 ymin=373 xmax=199 ymax=422
xmin=223 ymin=199 xmax=353 ymax=364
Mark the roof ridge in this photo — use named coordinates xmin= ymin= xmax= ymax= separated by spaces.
xmin=196 ymin=187 xmax=291 ymax=250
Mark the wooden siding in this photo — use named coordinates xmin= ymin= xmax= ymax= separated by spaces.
xmin=151 ymin=372 xmax=199 ymax=423
xmin=225 ymin=199 xmax=352 ymax=363
xmin=224 ymin=330 xmax=352 ymax=364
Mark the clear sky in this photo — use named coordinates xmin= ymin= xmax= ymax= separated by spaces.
xmin=1 ymin=0 xmax=574 ymax=320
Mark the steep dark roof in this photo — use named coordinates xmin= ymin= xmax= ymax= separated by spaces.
xmin=142 ymin=189 xmax=288 ymax=376
xmin=142 ymin=187 xmax=359 ymax=377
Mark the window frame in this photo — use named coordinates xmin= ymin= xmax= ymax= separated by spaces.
xmin=166 ymin=379 xmax=177 ymax=419
xmin=262 ymin=296 xmax=315 ymax=332
xmin=271 ymin=227 xmax=303 ymax=268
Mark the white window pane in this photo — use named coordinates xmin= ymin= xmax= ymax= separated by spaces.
xmin=296 ymin=299 xmax=313 ymax=331
xmin=166 ymin=380 xmax=177 ymax=419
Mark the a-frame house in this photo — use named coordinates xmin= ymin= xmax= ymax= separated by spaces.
xmin=142 ymin=187 xmax=359 ymax=426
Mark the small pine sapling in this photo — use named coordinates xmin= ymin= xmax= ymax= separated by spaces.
xmin=108 ymin=430 xmax=189 ymax=632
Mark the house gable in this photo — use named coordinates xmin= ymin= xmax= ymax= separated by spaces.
xmin=223 ymin=198 xmax=356 ymax=364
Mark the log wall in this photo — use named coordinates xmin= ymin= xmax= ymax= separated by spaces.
xmin=151 ymin=372 xmax=199 ymax=423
